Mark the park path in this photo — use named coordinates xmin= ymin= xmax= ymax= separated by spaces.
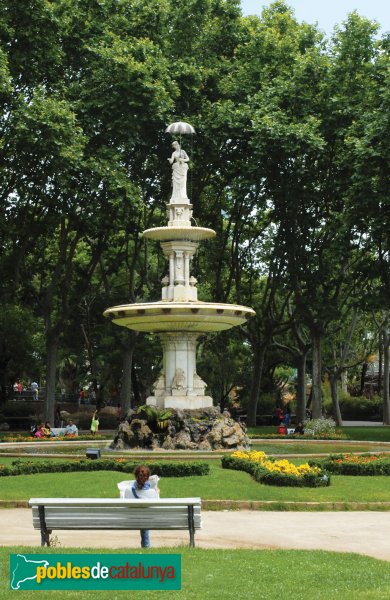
xmin=0 ymin=509 xmax=389 ymax=562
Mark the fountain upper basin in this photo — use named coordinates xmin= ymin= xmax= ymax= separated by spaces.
xmin=103 ymin=301 xmax=255 ymax=333
xmin=143 ymin=226 xmax=216 ymax=242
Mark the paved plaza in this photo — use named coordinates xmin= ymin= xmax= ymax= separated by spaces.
xmin=1 ymin=509 xmax=389 ymax=561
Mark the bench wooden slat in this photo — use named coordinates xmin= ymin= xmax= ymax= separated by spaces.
xmin=32 ymin=506 xmax=201 ymax=530
xmin=29 ymin=497 xmax=200 ymax=507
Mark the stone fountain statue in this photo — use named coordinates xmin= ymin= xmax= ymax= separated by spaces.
xmin=168 ymin=140 xmax=189 ymax=203
xmin=104 ymin=122 xmax=255 ymax=450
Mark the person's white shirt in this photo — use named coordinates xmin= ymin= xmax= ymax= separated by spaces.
xmin=118 ymin=477 xmax=160 ymax=499
xmin=64 ymin=423 xmax=78 ymax=435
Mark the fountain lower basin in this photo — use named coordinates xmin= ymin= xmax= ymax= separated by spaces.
xmin=103 ymin=301 xmax=255 ymax=333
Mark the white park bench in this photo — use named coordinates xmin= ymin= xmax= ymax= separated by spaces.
xmin=50 ymin=428 xmax=78 ymax=436
xmin=29 ymin=497 xmax=202 ymax=548
xmin=50 ymin=428 xmax=66 ymax=436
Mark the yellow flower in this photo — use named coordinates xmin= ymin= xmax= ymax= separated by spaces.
xmin=231 ymin=451 xmax=320 ymax=477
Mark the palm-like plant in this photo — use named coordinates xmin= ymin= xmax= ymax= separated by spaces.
xmin=136 ymin=405 xmax=173 ymax=432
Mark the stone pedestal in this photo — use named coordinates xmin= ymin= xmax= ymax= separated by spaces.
xmin=146 ymin=332 xmax=213 ymax=409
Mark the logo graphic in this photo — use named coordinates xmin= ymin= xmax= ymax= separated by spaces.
xmin=11 ymin=555 xmax=50 ymax=590
xmin=10 ymin=554 xmax=181 ymax=590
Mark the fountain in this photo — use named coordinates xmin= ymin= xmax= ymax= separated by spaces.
xmin=104 ymin=123 xmax=255 ymax=449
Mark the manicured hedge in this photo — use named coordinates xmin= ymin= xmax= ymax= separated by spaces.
xmin=309 ymin=454 xmax=390 ymax=476
xmin=0 ymin=459 xmax=209 ymax=477
xmin=222 ymin=455 xmax=330 ymax=488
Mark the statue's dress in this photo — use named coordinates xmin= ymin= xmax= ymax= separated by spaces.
xmin=171 ymin=150 xmax=189 ymax=202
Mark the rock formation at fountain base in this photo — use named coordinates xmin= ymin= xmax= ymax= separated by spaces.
xmin=111 ymin=407 xmax=249 ymax=451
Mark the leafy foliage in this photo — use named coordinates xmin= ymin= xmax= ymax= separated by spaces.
xmin=136 ymin=404 xmax=173 ymax=432
xmin=0 ymin=0 xmax=389 ymax=427
xmin=0 ymin=458 xmax=209 ymax=478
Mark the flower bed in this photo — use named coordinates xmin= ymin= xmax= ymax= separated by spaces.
xmin=247 ymin=433 xmax=347 ymax=440
xmin=309 ymin=454 xmax=390 ymax=476
xmin=0 ymin=434 xmax=112 ymax=443
xmin=0 ymin=459 xmax=209 ymax=478
xmin=222 ymin=451 xmax=330 ymax=487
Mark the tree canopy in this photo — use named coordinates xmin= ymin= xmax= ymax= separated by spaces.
xmin=0 ymin=0 xmax=389 ymax=424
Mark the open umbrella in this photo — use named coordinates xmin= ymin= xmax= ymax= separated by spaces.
xmin=165 ymin=121 xmax=196 ymax=135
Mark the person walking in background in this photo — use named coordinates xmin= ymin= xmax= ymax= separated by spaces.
xmin=284 ymin=405 xmax=291 ymax=426
xmin=275 ymin=405 xmax=283 ymax=425
xmin=55 ymin=406 xmax=61 ymax=428
xmin=90 ymin=410 xmax=99 ymax=435
xmin=30 ymin=381 xmax=39 ymax=401
xmin=78 ymin=389 xmax=85 ymax=406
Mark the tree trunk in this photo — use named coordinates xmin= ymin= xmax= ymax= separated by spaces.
xmin=44 ymin=331 xmax=59 ymax=425
xmin=360 ymin=362 xmax=367 ymax=395
xmin=383 ymin=327 xmax=390 ymax=425
xmin=120 ymin=330 xmax=138 ymax=415
xmin=330 ymin=374 xmax=343 ymax=425
xmin=311 ymin=330 xmax=322 ymax=419
xmin=377 ymin=338 xmax=383 ymax=395
xmin=341 ymin=369 xmax=348 ymax=395
xmin=131 ymin=364 xmax=141 ymax=407
xmin=296 ymin=351 xmax=307 ymax=423
xmin=247 ymin=345 xmax=266 ymax=427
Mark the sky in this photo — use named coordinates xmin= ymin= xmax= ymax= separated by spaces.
xmin=240 ymin=0 xmax=390 ymax=37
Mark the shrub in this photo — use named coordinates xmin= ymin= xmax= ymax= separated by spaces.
xmin=0 ymin=459 xmax=209 ymax=478
xmin=257 ymin=392 xmax=278 ymax=415
xmin=303 ymin=418 xmax=336 ymax=437
xmin=309 ymin=454 xmax=390 ymax=476
xmin=339 ymin=395 xmax=382 ymax=421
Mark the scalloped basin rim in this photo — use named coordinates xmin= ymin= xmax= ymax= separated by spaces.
xmin=143 ymin=226 xmax=216 ymax=240
xmin=104 ymin=301 xmax=256 ymax=313
xmin=103 ymin=302 xmax=256 ymax=333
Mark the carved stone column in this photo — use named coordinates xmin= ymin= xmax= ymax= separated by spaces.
xmin=146 ymin=332 xmax=212 ymax=409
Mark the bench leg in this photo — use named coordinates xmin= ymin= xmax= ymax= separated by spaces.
xmin=38 ymin=505 xmax=50 ymax=546
xmin=187 ymin=505 xmax=195 ymax=548
xmin=40 ymin=529 xmax=50 ymax=547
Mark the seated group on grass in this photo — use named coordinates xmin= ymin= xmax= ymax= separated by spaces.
xmin=31 ymin=422 xmax=54 ymax=438
xmin=31 ymin=419 xmax=78 ymax=437
xmin=277 ymin=421 xmax=305 ymax=435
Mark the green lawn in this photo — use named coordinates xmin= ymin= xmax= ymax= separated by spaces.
xmin=1 ymin=461 xmax=389 ymax=504
xmin=1 ymin=442 xmax=389 ymax=459
xmin=249 ymin=440 xmax=390 ymax=454
xmin=1 ymin=546 xmax=390 ymax=599
xmin=342 ymin=427 xmax=390 ymax=441
xmin=248 ymin=426 xmax=390 ymax=442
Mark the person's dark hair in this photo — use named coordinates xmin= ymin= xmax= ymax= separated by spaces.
xmin=134 ymin=465 xmax=150 ymax=478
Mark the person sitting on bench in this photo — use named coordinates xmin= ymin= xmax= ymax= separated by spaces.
xmin=132 ymin=465 xmax=160 ymax=548
xmin=64 ymin=420 xmax=78 ymax=436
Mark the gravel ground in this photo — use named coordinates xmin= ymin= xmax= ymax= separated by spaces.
xmin=1 ymin=509 xmax=389 ymax=561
